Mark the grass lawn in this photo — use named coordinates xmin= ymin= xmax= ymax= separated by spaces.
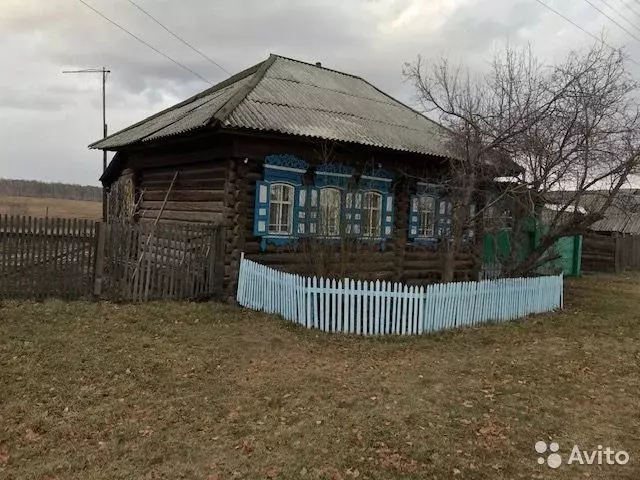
xmin=0 ymin=196 xmax=101 ymax=220
xmin=1 ymin=275 xmax=639 ymax=479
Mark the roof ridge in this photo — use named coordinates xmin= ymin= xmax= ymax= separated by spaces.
xmin=269 ymin=54 xmax=368 ymax=82
xmin=208 ymin=54 xmax=278 ymax=126
xmin=89 ymin=60 xmax=266 ymax=149
xmin=355 ymin=74 xmax=455 ymax=136
xmin=263 ymin=75 xmax=397 ymax=107
xmin=271 ymin=54 xmax=453 ymax=136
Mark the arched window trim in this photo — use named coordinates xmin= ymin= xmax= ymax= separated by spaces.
xmin=362 ymin=190 xmax=383 ymax=238
xmin=319 ymin=186 xmax=342 ymax=237
xmin=417 ymin=193 xmax=437 ymax=239
xmin=268 ymin=182 xmax=295 ymax=236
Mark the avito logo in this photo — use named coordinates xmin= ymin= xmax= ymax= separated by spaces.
xmin=535 ymin=441 xmax=630 ymax=469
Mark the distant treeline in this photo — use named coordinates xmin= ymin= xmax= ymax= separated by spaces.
xmin=0 ymin=179 xmax=102 ymax=202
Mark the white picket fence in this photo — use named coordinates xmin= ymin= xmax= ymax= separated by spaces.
xmin=236 ymin=254 xmax=563 ymax=336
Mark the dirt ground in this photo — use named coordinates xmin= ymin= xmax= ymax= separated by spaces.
xmin=1 ymin=274 xmax=639 ymax=479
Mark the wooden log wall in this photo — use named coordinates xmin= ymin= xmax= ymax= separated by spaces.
xmin=222 ymin=158 xmax=248 ymax=300
xmin=238 ymin=158 xmax=477 ymax=286
xmin=110 ymin=134 xmax=480 ymax=296
xmin=136 ymin=164 xmax=226 ymax=224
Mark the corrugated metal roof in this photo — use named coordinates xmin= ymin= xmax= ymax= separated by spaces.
xmin=225 ymin=57 xmax=453 ymax=157
xmin=591 ymin=215 xmax=629 ymax=233
xmin=622 ymin=215 xmax=640 ymax=234
xmin=92 ymin=77 xmax=250 ymax=149
xmin=546 ymin=190 xmax=640 ymax=233
xmin=91 ymin=54 xmax=455 ymax=158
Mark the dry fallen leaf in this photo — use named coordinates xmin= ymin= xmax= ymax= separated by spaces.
xmin=25 ymin=429 xmax=40 ymax=442
xmin=265 ymin=468 xmax=279 ymax=478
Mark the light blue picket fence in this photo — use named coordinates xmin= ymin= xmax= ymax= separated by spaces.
xmin=236 ymin=254 xmax=563 ymax=336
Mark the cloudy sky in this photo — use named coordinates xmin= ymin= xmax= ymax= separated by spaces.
xmin=1 ymin=0 xmax=639 ymax=186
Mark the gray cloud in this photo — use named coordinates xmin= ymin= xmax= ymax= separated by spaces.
xmin=0 ymin=0 xmax=638 ymax=185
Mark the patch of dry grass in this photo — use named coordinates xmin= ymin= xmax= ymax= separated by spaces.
xmin=0 ymin=196 xmax=101 ymax=220
xmin=1 ymin=274 xmax=639 ymax=479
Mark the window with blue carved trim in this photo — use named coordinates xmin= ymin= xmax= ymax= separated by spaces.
xmin=254 ymin=158 xmax=395 ymax=249
xmin=362 ymin=191 xmax=382 ymax=238
xmin=409 ymin=185 xmax=440 ymax=242
xmin=344 ymin=191 xmax=363 ymax=235
xmin=268 ymin=183 xmax=294 ymax=235
xmin=436 ymin=198 xmax=453 ymax=237
xmin=418 ymin=195 xmax=436 ymax=238
xmin=253 ymin=155 xmax=308 ymax=245
xmin=319 ymin=187 xmax=341 ymax=237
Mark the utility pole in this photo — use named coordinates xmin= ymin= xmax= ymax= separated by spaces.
xmin=63 ymin=67 xmax=111 ymax=221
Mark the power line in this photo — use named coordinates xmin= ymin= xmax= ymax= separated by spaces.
xmin=616 ymin=0 xmax=640 ymax=20
xmin=583 ymin=0 xmax=640 ymax=42
xmin=533 ymin=0 xmax=640 ymax=67
xmin=76 ymin=0 xmax=213 ymax=85
xmin=597 ymin=0 xmax=640 ymax=36
xmin=124 ymin=0 xmax=230 ymax=76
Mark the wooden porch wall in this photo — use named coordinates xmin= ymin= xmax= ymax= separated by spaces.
xmin=136 ymin=164 xmax=227 ymax=224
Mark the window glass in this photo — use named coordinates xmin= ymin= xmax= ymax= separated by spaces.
xmin=268 ymin=183 xmax=294 ymax=235
xmin=484 ymin=202 xmax=512 ymax=231
xmin=319 ymin=188 xmax=341 ymax=236
xmin=362 ymin=191 xmax=382 ymax=237
xmin=418 ymin=195 xmax=435 ymax=238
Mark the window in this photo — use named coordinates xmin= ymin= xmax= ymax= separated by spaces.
xmin=437 ymin=198 xmax=453 ymax=237
xmin=362 ymin=191 xmax=382 ymax=238
xmin=465 ymin=203 xmax=476 ymax=241
xmin=484 ymin=203 xmax=512 ymax=231
xmin=319 ymin=187 xmax=341 ymax=236
xmin=418 ymin=195 xmax=436 ymax=238
xmin=268 ymin=183 xmax=294 ymax=235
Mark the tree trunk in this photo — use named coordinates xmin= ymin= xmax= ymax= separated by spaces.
xmin=442 ymin=247 xmax=455 ymax=282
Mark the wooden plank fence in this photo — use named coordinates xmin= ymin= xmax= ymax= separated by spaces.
xmin=0 ymin=214 xmax=225 ymax=301
xmin=582 ymin=233 xmax=640 ymax=273
xmin=0 ymin=215 xmax=97 ymax=299
xmin=237 ymin=253 xmax=564 ymax=336
xmin=100 ymin=221 xmax=225 ymax=301
xmin=582 ymin=233 xmax=617 ymax=273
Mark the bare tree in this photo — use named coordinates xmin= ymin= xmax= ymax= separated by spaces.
xmin=404 ymin=40 xmax=640 ymax=278
xmin=293 ymin=140 xmax=381 ymax=280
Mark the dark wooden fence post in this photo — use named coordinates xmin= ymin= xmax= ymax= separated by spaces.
xmin=93 ymin=222 xmax=107 ymax=298
xmin=93 ymin=222 xmax=109 ymax=298
xmin=614 ymin=235 xmax=621 ymax=274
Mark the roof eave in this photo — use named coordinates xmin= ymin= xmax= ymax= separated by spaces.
xmin=88 ymin=58 xmax=272 ymax=150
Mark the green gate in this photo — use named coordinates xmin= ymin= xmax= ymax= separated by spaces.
xmin=483 ymin=224 xmax=582 ymax=277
